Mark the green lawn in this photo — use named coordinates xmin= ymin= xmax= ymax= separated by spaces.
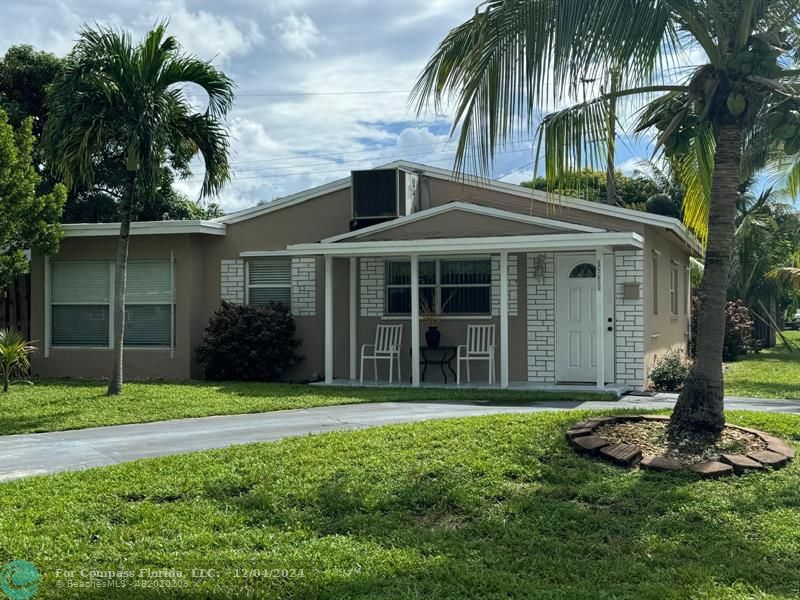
xmin=0 ymin=380 xmax=616 ymax=436
xmin=724 ymin=331 xmax=800 ymax=399
xmin=1 ymin=410 xmax=797 ymax=599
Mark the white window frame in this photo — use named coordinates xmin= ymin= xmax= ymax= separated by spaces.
xmin=384 ymin=256 xmax=492 ymax=316
xmin=48 ymin=260 xmax=113 ymax=349
xmin=245 ymin=258 xmax=292 ymax=306
xmin=670 ymin=266 xmax=679 ymax=317
xmin=47 ymin=258 xmax=175 ymax=352
xmin=683 ymin=267 xmax=690 ymax=315
xmin=652 ymin=256 xmax=659 ymax=316
xmin=123 ymin=259 xmax=175 ymax=349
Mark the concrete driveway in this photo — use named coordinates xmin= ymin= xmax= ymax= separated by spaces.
xmin=1 ymin=394 xmax=798 ymax=481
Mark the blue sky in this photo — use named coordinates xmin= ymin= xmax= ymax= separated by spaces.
xmin=0 ymin=0 xmax=708 ymax=214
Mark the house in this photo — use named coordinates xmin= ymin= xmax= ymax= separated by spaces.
xmin=29 ymin=160 xmax=701 ymax=391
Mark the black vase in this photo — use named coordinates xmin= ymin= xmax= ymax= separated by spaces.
xmin=425 ymin=326 xmax=441 ymax=348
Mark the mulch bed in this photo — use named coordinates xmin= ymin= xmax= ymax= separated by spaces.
xmin=566 ymin=415 xmax=795 ymax=478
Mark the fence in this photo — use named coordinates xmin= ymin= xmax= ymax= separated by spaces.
xmin=0 ymin=274 xmax=31 ymax=339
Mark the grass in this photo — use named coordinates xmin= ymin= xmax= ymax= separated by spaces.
xmin=0 ymin=410 xmax=797 ymax=599
xmin=0 ymin=380 xmax=616 ymax=436
xmin=724 ymin=330 xmax=800 ymax=399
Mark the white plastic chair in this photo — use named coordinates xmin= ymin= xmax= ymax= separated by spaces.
xmin=360 ymin=324 xmax=403 ymax=383
xmin=457 ymin=324 xmax=496 ymax=384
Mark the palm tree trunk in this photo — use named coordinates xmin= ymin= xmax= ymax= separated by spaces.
xmin=107 ymin=172 xmax=136 ymax=396
xmin=668 ymin=124 xmax=742 ymax=439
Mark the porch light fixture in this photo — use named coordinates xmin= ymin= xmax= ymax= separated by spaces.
xmin=532 ymin=254 xmax=546 ymax=282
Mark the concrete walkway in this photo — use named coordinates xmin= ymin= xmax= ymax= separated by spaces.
xmin=2 ymin=394 xmax=798 ymax=481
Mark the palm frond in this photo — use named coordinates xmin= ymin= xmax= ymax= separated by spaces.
xmin=674 ymin=121 xmax=716 ymax=243
xmin=411 ymin=0 xmax=677 ymax=174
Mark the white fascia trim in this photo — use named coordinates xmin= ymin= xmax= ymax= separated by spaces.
xmin=239 ymin=250 xmax=295 ymax=258
xmin=62 ymin=220 xmax=227 ymax=237
xmin=380 ymin=160 xmax=703 ymax=255
xmin=320 ymin=201 xmax=604 ymax=244
xmin=218 ymin=176 xmax=352 ymax=224
xmin=288 ymin=232 xmax=643 ymax=257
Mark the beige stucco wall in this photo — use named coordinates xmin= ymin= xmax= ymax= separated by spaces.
xmin=642 ymin=225 xmax=692 ymax=381
xmin=424 ymin=177 xmax=644 ymax=234
xmin=31 ymin=234 xmax=208 ymax=379
xmin=353 ymin=211 xmax=561 ymax=241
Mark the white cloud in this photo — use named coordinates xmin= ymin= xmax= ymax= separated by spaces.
xmin=617 ymin=156 xmax=647 ymax=175
xmin=275 ymin=13 xmax=322 ymax=58
xmin=143 ymin=1 xmax=263 ymax=64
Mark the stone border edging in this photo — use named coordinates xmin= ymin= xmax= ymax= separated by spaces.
xmin=566 ymin=415 xmax=795 ymax=478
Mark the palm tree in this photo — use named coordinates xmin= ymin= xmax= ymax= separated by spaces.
xmin=44 ymin=23 xmax=233 ymax=395
xmin=413 ymin=0 xmax=799 ymax=439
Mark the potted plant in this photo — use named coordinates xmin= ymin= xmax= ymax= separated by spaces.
xmin=420 ymin=294 xmax=441 ymax=348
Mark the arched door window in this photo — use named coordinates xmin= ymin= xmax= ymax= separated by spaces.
xmin=569 ymin=263 xmax=596 ymax=278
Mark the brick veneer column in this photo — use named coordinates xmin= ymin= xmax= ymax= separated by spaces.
xmin=359 ymin=257 xmax=384 ymax=317
xmin=291 ymin=257 xmax=316 ymax=316
xmin=526 ymin=252 xmax=555 ymax=382
xmin=614 ymin=250 xmax=645 ymax=389
xmin=220 ymin=259 xmax=244 ymax=304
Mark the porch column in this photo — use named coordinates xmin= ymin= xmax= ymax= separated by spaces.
xmin=595 ymin=248 xmax=605 ymax=389
xmin=499 ymin=251 xmax=509 ymax=388
xmin=324 ymin=255 xmax=334 ymax=384
xmin=349 ymin=257 xmax=357 ymax=380
xmin=410 ymin=254 xmax=420 ymax=387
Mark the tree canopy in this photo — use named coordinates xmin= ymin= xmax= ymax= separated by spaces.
xmin=0 ymin=109 xmax=66 ymax=287
xmin=0 ymin=43 xmax=224 ymax=224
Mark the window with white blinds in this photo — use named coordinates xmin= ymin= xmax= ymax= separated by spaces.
xmin=124 ymin=260 xmax=173 ymax=347
xmin=51 ymin=261 xmax=111 ymax=346
xmin=49 ymin=259 xmax=174 ymax=348
xmin=247 ymin=259 xmax=292 ymax=307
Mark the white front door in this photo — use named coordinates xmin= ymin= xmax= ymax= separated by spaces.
xmin=555 ymin=254 xmax=615 ymax=383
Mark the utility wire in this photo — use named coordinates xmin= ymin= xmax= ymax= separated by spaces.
xmin=184 ymin=146 xmax=536 ymax=184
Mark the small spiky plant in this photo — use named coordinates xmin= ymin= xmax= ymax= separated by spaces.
xmin=0 ymin=328 xmax=36 ymax=392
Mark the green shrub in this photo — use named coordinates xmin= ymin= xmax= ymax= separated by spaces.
xmin=196 ymin=302 xmax=302 ymax=381
xmin=645 ymin=192 xmax=681 ymax=218
xmin=649 ymin=346 xmax=691 ymax=392
xmin=689 ymin=297 xmax=754 ymax=361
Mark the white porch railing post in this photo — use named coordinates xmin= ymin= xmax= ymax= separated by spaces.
xmin=410 ymin=254 xmax=420 ymax=387
xmin=349 ymin=257 xmax=357 ymax=380
xmin=595 ymin=248 xmax=605 ymax=389
xmin=500 ymin=251 xmax=509 ymax=388
xmin=324 ymin=255 xmax=334 ymax=384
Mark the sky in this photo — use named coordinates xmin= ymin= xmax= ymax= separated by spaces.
xmin=0 ymin=0 xmax=706 ymax=214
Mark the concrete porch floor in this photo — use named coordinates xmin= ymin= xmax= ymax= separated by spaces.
xmin=312 ymin=379 xmax=630 ymax=396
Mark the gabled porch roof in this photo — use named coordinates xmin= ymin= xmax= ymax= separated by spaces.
xmin=286 ymin=201 xmax=641 ymax=256
xmin=321 ymin=201 xmax=605 ymax=244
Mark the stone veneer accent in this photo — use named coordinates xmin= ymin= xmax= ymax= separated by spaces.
xmin=360 ymin=257 xmax=385 ymax=317
xmin=491 ymin=255 xmax=518 ymax=317
xmin=291 ymin=257 xmax=316 ymax=316
xmin=220 ymin=259 xmax=244 ymax=304
xmin=526 ymin=252 xmax=555 ymax=382
xmin=614 ymin=250 xmax=645 ymax=389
